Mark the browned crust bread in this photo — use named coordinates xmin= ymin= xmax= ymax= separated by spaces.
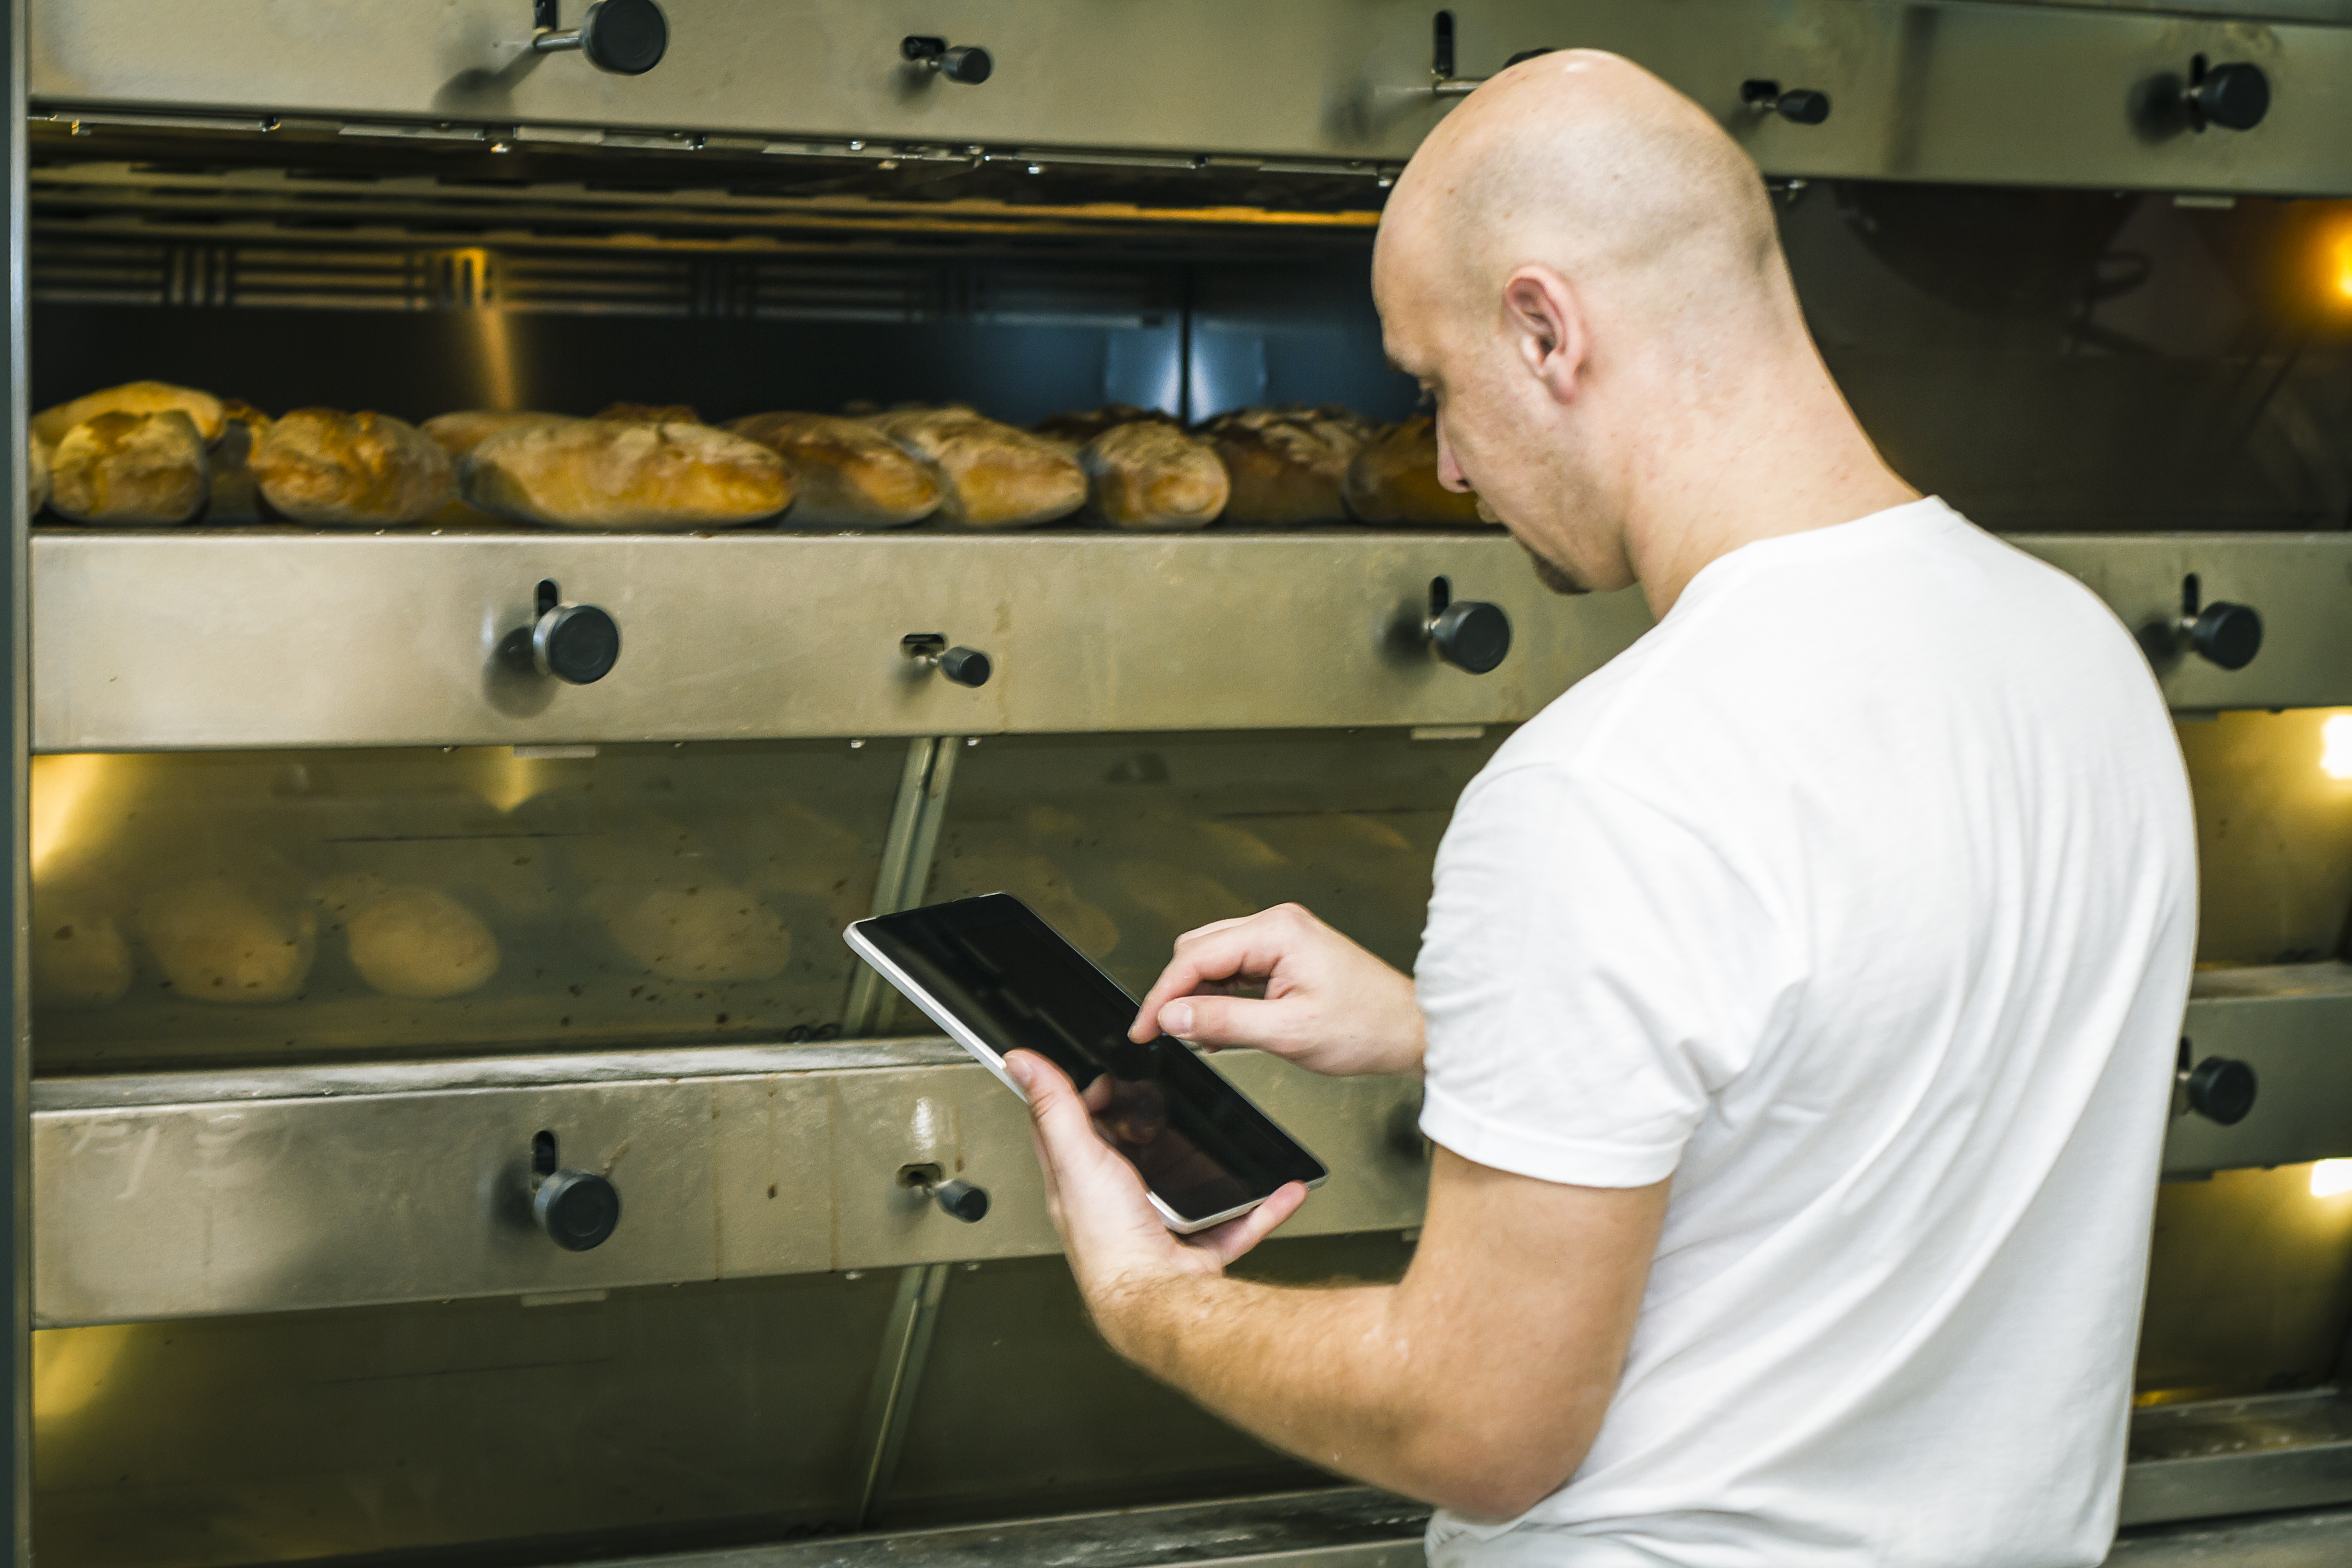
xmin=1081 ymin=421 xmax=1230 ymax=531
xmin=251 ymin=409 xmax=455 ymax=526
xmin=463 ymin=418 xmax=793 ymax=531
xmin=34 ymin=381 xmax=227 ymax=449
xmin=865 ymin=409 xmax=1085 ymax=529
xmin=1343 ymin=415 xmax=1487 ymax=526
xmin=206 ymin=400 xmax=275 ymax=524
xmin=47 ymin=410 xmax=207 ymax=524
xmin=724 ymin=411 xmax=943 ymax=528
xmin=26 ymin=433 xmax=49 ymax=518
xmin=420 ymin=410 xmax=566 ymax=458
xmin=1035 ymin=404 xmax=1178 ymax=444
xmin=1197 ymin=404 xmax=1374 ymax=524
xmin=418 ymin=412 xmax=566 ymax=525
xmin=596 ymin=402 xmax=702 ymax=424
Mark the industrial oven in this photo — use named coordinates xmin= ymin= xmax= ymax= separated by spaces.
xmin=10 ymin=3 xmax=2352 ymax=1566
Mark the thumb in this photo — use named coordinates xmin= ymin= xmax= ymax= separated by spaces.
xmin=1160 ymin=993 xmax=1305 ymax=1054
xmin=1004 ymin=1050 xmax=1106 ymax=1168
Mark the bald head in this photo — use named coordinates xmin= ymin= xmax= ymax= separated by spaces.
xmin=1373 ymin=52 xmax=1908 ymax=611
xmin=1381 ymin=51 xmax=1784 ymax=345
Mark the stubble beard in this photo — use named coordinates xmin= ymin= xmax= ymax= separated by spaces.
xmin=1478 ymin=497 xmax=1591 ymax=597
xmin=1527 ymin=549 xmax=1590 ymax=597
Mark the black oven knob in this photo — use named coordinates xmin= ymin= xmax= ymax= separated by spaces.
xmin=2182 ymin=602 xmax=2261 ymax=671
xmin=534 ymin=602 xmax=621 ymax=684
xmin=932 ymin=1180 xmax=990 ymax=1222
xmin=903 ymin=36 xmax=993 ymax=84
xmin=903 ymin=633 xmax=992 ymax=687
xmin=1741 ymin=79 xmax=1832 ymax=126
xmin=1424 ymin=577 xmax=1511 ymax=675
xmin=2189 ymin=61 xmax=2269 ymax=132
xmin=2184 ymin=1057 xmax=2257 ymax=1127
xmin=533 ymin=0 xmax=668 ymax=75
xmin=936 ymin=647 xmax=991 ymax=687
xmin=534 ymin=1169 xmax=622 ymax=1250
xmin=528 ymin=1131 xmax=620 ymax=1250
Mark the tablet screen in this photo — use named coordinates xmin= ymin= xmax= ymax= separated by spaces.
xmin=854 ymin=893 xmax=1326 ymax=1222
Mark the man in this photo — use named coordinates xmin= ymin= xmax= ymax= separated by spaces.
xmin=1002 ymin=49 xmax=2193 ymax=1568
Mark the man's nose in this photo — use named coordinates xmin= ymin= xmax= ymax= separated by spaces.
xmin=1435 ymin=418 xmax=1472 ymax=493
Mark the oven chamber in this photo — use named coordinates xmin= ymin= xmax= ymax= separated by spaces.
xmin=14 ymin=2 xmax=2352 ymax=1564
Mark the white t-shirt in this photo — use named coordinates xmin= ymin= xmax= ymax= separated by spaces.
xmin=1416 ymin=498 xmax=2194 ymax=1568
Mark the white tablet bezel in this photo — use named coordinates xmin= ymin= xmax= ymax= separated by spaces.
xmin=844 ymin=916 xmax=1322 ymax=1235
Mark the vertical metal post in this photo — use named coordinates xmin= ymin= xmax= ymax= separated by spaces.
xmin=842 ymin=735 xmax=967 ymax=1526
xmin=850 ymin=1260 xmax=951 ymax=1528
xmin=3 ymin=1 xmax=30 ymax=1559
xmin=843 ymin=735 xmax=960 ymax=1035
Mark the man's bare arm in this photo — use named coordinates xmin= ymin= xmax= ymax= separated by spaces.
xmin=1129 ymin=904 xmax=1426 ymax=1078
xmin=1008 ymin=1050 xmax=1667 ymax=1519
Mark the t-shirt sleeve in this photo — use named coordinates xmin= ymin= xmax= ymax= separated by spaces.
xmin=1416 ymin=763 xmax=1798 ymax=1189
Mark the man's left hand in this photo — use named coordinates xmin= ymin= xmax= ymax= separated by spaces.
xmin=1003 ymin=1048 xmax=1308 ymax=1354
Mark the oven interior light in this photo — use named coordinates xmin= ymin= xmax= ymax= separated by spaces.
xmin=2312 ymin=1159 xmax=2352 ymax=1198
xmin=2321 ymin=715 xmax=2352 ymax=780
xmin=29 ymin=753 xmax=108 ymax=879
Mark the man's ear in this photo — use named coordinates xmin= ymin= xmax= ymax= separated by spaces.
xmin=1502 ymin=267 xmax=1587 ymax=406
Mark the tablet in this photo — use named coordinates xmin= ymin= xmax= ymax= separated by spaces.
xmin=845 ymin=892 xmax=1328 ymax=1233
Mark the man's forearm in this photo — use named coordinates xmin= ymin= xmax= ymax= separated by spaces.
xmin=1097 ymin=1271 xmax=1437 ymax=1494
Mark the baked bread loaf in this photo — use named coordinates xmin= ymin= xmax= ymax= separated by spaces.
xmin=420 ymin=410 xmax=565 ymax=459
xmin=596 ymin=402 xmax=702 ymax=424
xmin=206 ymin=400 xmax=274 ymax=524
xmin=1079 ymin=420 xmax=1230 ymax=531
xmin=1343 ymin=415 xmax=1486 ymax=526
xmin=725 ymin=411 xmax=944 ymax=528
xmin=1198 ymin=404 xmax=1375 ymax=524
xmin=1035 ymin=404 xmax=1176 ymax=444
xmin=865 ymin=408 xmax=1085 ymax=529
xmin=418 ymin=412 xmax=565 ymax=526
xmin=34 ymin=381 xmax=226 ymax=449
xmin=47 ymin=411 xmax=207 ymax=525
xmin=26 ymin=433 xmax=49 ymax=517
xmin=464 ymin=418 xmax=793 ymax=531
xmin=252 ymin=409 xmax=454 ymax=526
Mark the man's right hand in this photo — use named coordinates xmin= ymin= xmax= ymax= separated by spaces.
xmin=1129 ymin=903 xmax=1425 ymax=1078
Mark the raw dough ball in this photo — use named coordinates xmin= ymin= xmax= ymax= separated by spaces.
xmin=32 ymin=908 xmax=132 ymax=1008
xmin=1113 ymin=860 xmax=1253 ymax=930
xmin=607 ymin=883 xmax=793 ymax=983
xmin=931 ymin=850 xmax=1120 ymax=959
xmin=1195 ymin=820 xmax=1288 ymax=871
xmin=138 ymin=878 xmax=316 ymax=1003
xmin=346 ymin=886 xmax=500 ymax=999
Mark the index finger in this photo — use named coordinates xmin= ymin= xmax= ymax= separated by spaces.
xmin=1128 ymin=907 xmax=1298 ymax=1042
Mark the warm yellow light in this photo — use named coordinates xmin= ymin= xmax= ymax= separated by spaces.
xmin=2335 ymin=234 xmax=2352 ymax=301
xmin=32 ymin=1324 xmax=130 ymax=1425
xmin=2323 ymin=716 xmax=2352 ymax=780
xmin=474 ymin=749 xmax=542 ymax=813
xmin=2311 ymin=1159 xmax=2352 ymax=1198
xmin=29 ymin=753 xmax=109 ymax=879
